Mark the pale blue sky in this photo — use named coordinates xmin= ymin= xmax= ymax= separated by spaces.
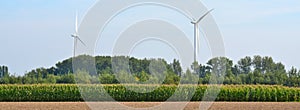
xmin=1 ymin=0 xmax=300 ymax=75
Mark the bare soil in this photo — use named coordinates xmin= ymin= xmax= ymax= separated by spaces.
xmin=0 ymin=102 xmax=299 ymax=110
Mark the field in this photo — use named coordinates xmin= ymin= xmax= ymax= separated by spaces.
xmin=0 ymin=102 xmax=300 ymax=110
xmin=0 ymin=84 xmax=300 ymax=109
xmin=0 ymin=84 xmax=300 ymax=102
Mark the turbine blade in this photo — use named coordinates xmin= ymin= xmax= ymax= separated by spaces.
xmin=196 ymin=9 xmax=214 ymax=24
xmin=184 ymin=10 xmax=196 ymax=21
xmin=77 ymin=37 xmax=86 ymax=46
xmin=75 ymin=11 xmax=78 ymax=33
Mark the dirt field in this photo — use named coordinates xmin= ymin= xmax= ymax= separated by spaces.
xmin=0 ymin=102 xmax=299 ymax=110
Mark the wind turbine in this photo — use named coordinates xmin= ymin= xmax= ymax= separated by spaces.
xmin=71 ymin=12 xmax=86 ymax=58
xmin=191 ymin=9 xmax=214 ymax=63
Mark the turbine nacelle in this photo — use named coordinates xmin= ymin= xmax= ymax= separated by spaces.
xmin=191 ymin=21 xmax=197 ymax=24
xmin=71 ymin=34 xmax=78 ymax=38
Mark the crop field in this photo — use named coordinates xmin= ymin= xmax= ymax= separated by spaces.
xmin=0 ymin=102 xmax=300 ymax=110
xmin=0 ymin=84 xmax=300 ymax=102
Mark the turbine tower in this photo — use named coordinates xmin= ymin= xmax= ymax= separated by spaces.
xmin=191 ymin=9 xmax=214 ymax=63
xmin=71 ymin=12 xmax=86 ymax=58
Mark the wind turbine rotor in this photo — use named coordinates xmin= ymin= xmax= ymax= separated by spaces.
xmin=191 ymin=9 xmax=214 ymax=63
xmin=71 ymin=11 xmax=86 ymax=57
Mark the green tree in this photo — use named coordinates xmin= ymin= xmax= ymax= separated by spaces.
xmin=207 ymin=57 xmax=232 ymax=84
xmin=253 ymin=55 xmax=263 ymax=73
xmin=287 ymin=67 xmax=298 ymax=86
xmin=44 ymin=74 xmax=57 ymax=84
xmin=138 ymin=70 xmax=149 ymax=83
xmin=0 ymin=66 xmax=10 ymax=84
xmin=57 ymin=74 xmax=75 ymax=84
xmin=262 ymin=56 xmax=275 ymax=73
xmin=181 ymin=69 xmax=198 ymax=84
xmin=74 ymin=70 xmax=92 ymax=84
xmin=237 ymin=56 xmax=252 ymax=74
xmin=99 ymin=73 xmax=117 ymax=84
xmin=172 ymin=59 xmax=182 ymax=76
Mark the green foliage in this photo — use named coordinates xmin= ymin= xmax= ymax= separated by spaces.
xmin=74 ymin=70 xmax=92 ymax=84
xmin=1 ymin=55 xmax=300 ymax=87
xmin=238 ymin=56 xmax=252 ymax=74
xmin=181 ymin=69 xmax=198 ymax=84
xmin=56 ymin=74 xmax=75 ymax=84
xmin=44 ymin=74 xmax=56 ymax=84
xmin=0 ymin=84 xmax=82 ymax=102
xmin=0 ymin=66 xmax=10 ymax=84
xmin=99 ymin=73 xmax=117 ymax=84
xmin=0 ymin=66 xmax=9 ymax=78
xmin=0 ymin=85 xmax=299 ymax=102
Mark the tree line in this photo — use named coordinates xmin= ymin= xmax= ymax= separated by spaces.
xmin=0 ymin=55 xmax=300 ymax=86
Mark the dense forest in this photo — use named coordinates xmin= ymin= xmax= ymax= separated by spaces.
xmin=0 ymin=55 xmax=300 ymax=87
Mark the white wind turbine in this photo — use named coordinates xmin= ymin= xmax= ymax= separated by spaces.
xmin=71 ymin=12 xmax=86 ymax=57
xmin=190 ymin=9 xmax=214 ymax=63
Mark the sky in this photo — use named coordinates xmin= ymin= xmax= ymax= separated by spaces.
xmin=0 ymin=0 xmax=300 ymax=75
